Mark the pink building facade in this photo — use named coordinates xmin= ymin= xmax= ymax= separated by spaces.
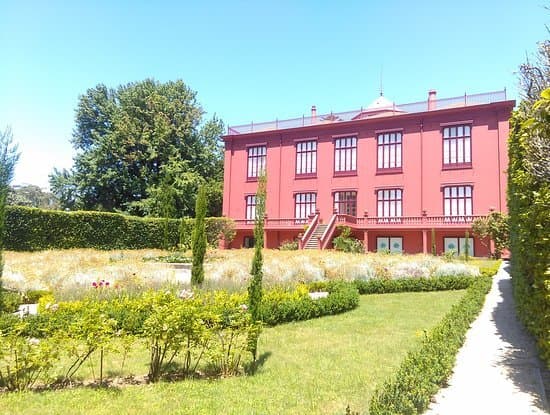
xmin=222 ymin=90 xmax=514 ymax=256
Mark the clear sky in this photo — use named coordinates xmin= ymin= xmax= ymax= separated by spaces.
xmin=1 ymin=0 xmax=548 ymax=189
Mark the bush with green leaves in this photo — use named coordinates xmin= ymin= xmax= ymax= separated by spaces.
xmin=279 ymin=239 xmax=299 ymax=250
xmin=369 ymin=275 xmax=492 ymax=414
xmin=60 ymin=301 xmax=118 ymax=383
xmin=143 ymin=291 xmax=210 ymax=381
xmin=202 ymin=290 xmax=261 ymax=376
xmin=472 ymin=211 xmax=509 ymax=259
xmin=0 ymin=320 xmax=60 ymax=391
xmin=333 ymin=226 xmax=364 ymax=253
xmin=4 ymin=206 xmax=234 ymax=251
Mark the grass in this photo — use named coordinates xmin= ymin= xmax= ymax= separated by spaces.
xmin=0 ymin=290 xmax=465 ymax=415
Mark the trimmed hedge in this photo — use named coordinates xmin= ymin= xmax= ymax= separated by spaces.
xmin=368 ymin=275 xmax=493 ymax=414
xmin=508 ymin=91 xmax=550 ymax=365
xmin=260 ymin=282 xmax=360 ymax=326
xmin=4 ymin=206 xmax=232 ymax=251
xmin=352 ymin=276 xmax=476 ymax=295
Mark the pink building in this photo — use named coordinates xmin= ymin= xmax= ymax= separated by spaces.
xmin=222 ymin=90 xmax=514 ymax=256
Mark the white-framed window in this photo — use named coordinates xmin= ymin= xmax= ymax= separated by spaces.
xmin=247 ymin=145 xmax=266 ymax=179
xmin=377 ymin=189 xmax=403 ymax=222
xmin=444 ymin=185 xmax=472 ymax=217
xmin=443 ymin=125 xmax=471 ymax=166
xmin=334 ymin=191 xmax=357 ymax=216
xmin=377 ymin=237 xmax=403 ymax=253
xmin=296 ymin=140 xmax=317 ymax=175
xmin=334 ymin=136 xmax=357 ymax=173
xmin=295 ymin=193 xmax=316 ymax=222
xmin=377 ymin=131 xmax=402 ymax=170
xmin=444 ymin=237 xmax=474 ymax=256
xmin=245 ymin=195 xmax=256 ymax=222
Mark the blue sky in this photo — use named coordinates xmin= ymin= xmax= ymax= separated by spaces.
xmin=1 ymin=0 xmax=548 ymax=188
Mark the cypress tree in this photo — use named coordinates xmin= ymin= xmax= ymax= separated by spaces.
xmin=248 ymin=173 xmax=266 ymax=358
xmin=431 ymin=228 xmax=437 ymax=256
xmin=191 ymin=186 xmax=207 ymax=285
xmin=464 ymin=230 xmax=470 ymax=261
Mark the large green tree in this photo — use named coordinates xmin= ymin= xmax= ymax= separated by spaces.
xmin=7 ymin=184 xmax=58 ymax=209
xmin=50 ymin=79 xmax=224 ymax=217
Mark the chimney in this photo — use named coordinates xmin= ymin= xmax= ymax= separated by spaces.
xmin=428 ymin=90 xmax=437 ymax=110
xmin=311 ymin=105 xmax=317 ymax=121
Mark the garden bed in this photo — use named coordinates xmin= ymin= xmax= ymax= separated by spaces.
xmin=0 ymin=291 xmax=464 ymax=414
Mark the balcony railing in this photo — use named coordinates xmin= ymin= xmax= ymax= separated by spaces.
xmin=226 ymin=90 xmax=508 ymax=135
xmin=233 ymin=218 xmax=309 ymax=228
xmin=234 ymin=214 xmax=485 ymax=229
xmin=339 ymin=214 xmax=485 ymax=227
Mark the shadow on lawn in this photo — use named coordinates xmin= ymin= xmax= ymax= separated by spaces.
xmin=492 ymin=263 xmax=549 ymax=412
xmin=245 ymin=351 xmax=272 ymax=375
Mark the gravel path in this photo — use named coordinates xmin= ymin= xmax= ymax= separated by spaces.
xmin=426 ymin=262 xmax=549 ymax=414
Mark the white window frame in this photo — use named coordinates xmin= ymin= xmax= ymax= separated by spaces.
xmin=296 ymin=140 xmax=317 ymax=175
xmin=334 ymin=136 xmax=357 ymax=173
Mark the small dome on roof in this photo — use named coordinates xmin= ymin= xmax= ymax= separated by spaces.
xmin=367 ymin=94 xmax=394 ymax=109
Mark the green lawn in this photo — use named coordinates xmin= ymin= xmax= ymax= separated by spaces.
xmin=0 ymin=291 xmax=464 ymax=415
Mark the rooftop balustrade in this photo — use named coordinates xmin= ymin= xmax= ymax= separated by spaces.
xmin=226 ymin=90 xmax=508 ymax=135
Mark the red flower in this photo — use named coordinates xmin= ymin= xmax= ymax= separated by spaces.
xmin=92 ymin=282 xmax=98 ymax=288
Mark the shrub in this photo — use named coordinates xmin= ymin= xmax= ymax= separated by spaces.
xmin=143 ymin=292 xmax=208 ymax=381
xmin=0 ymin=289 xmax=23 ymax=313
xmin=279 ymin=240 xmax=299 ymax=250
xmin=4 ymin=206 xmax=233 ymax=251
xmin=60 ymin=301 xmax=118 ymax=383
xmin=333 ymin=226 xmax=364 ymax=253
xmin=0 ymin=321 xmax=60 ymax=391
xmin=472 ymin=211 xmax=509 ymax=259
xmin=369 ymin=276 xmax=492 ymax=414
xmin=202 ymin=291 xmax=261 ymax=376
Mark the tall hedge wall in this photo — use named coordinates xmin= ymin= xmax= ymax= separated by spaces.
xmin=4 ymin=206 xmax=231 ymax=251
xmin=508 ymin=90 xmax=550 ymax=365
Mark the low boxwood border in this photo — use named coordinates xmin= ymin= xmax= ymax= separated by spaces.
xmin=2 ymin=282 xmax=361 ymax=337
xmin=353 ymin=276 xmax=476 ymax=294
xmin=260 ymin=282 xmax=360 ymax=326
xmin=368 ymin=275 xmax=493 ymax=414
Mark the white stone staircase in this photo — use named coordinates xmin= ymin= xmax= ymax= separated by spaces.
xmin=303 ymin=224 xmax=328 ymax=249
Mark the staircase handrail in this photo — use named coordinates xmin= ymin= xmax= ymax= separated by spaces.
xmin=319 ymin=214 xmax=337 ymax=249
xmin=300 ymin=214 xmax=319 ymax=249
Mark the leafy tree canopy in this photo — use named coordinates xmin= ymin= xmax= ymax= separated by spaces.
xmin=519 ymin=39 xmax=550 ymax=104
xmin=50 ymin=79 xmax=224 ymax=217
